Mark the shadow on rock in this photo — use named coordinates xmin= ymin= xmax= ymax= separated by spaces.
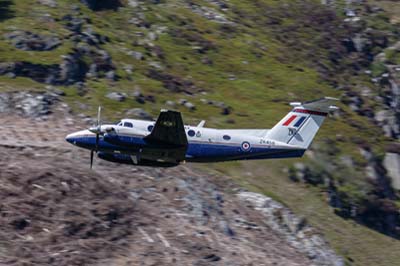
xmin=0 ymin=0 xmax=15 ymax=22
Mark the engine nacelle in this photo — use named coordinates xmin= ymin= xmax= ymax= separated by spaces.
xmin=103 ymin=132 xmax=146 ymax=148
xmin=97 ymin=152 xmax=178 ymax=167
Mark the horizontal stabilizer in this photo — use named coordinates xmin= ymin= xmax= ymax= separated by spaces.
xmin=291 ymin=97 xmax=339 ymax=113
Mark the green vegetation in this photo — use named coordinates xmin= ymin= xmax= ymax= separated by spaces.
xmin=1 ymin=0 xmax=400 ymax=265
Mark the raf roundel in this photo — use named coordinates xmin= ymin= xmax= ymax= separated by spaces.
xmin=241 ymin=141 xmax=251 ymax=152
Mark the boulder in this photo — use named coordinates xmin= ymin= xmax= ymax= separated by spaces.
xmin=123 ymin=64 xmax=133 ymax=74
xmin=128 ymin=0 xmax=139 ymax=7
xmin=0 ymin=62 xmax=15 ymax=75
xmin=1 ymin=62 xmax=61 ymax=85
xmin=178 ymin=99 xmax=187 ymax=105
xmin=0 ymin=93 xmax=10 ymax=113
xmin=128 ymin=51 xmax=144 ymax=60
xmin=219 ymin=220 xmax=235 ymax=237
xmin=375 ymin=110 xmax=388 ymax=123
xmin=63 ymin=15 xmax=84 ymax=33
xmin=125 ymin=108 xmax=153 ymax=120
xmin=132 ymin=90 xmax=145 ymax=104
xmin=188 ymin=3 xmax=232 ymax=24
xmin=87 ymin=63 xmax=98 ymax=78
xmin=184 ymin=101 xmax=196 ymax=111
xmin=147 ymin=31 xmax=157 ymax=41
xmin=165 ymin=100 xmax=176 ymax=107
xmin=148 ymin=61 xmax=163 ymax=70
xmin=365 ymin=165 xmax=378 ymax=181
xmin=384 ymin=153 xmax=400 ymax=190
xmin=4 ymin=31 xmax=61 ymax=51
xmin=221 ymin=106 xmax=232 ymax=115
xmin=105 ymin=70 xmax=117 ymax=81
xmin=46 ymin=86 xmax=65 ymax=96
xmin=75 ymin=82 xmax=87 ymax=96
xmin=145 ymin=95 xmax=156 ymax=103
xmin=37 ymin=0 xmax=57 ymax=7
xmin=12 ymin=92 xmax=58 ymax=117
xmin=106 ymin=92 xmax=126 ymax=102
xmin=80 ymin=0 xmax=123 ymax=11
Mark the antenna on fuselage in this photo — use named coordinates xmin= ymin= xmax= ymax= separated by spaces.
xmin=197 ymin=120 xmax=206 ymax=128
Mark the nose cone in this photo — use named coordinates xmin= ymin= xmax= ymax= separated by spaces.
xmin=65 ymin=132 xmax=76 ymax=144
xmin=65 ymin=130 xmax=91 ymax=145
xmin=65 ymin=130 xmax=96 ymax=150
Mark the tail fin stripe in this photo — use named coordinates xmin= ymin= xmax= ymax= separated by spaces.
xmin=283 ymin=115 xmax=297 ymax=126
xmin=294 ymin=109 xmax=327 ymax=116
xmin=266 ymin=97 xmax=338 ymax=149
xmin=293 ymin=116 xmax=306 ymax=127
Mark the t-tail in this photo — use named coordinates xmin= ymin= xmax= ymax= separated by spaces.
xmin=266 ymin=97 xmax=338 ymax=149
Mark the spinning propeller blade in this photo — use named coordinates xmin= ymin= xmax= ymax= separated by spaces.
xmin=90 ymin=150 xmax=94 ymax=169
xmin=89 ymin=106 xmax=102 ymax=169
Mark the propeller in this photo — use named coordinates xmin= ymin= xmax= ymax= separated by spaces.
xmin=89 ymin=106 xmax=102 ymax=169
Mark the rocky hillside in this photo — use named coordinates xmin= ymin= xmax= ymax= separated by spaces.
xmin=0 ymin=103 xmax=343 ymax=266
xmin=0 ymin=0 xmax=400 ymax=265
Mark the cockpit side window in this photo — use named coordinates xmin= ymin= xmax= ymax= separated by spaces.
xmin=124 ymin=122 xmax=133 ymax=128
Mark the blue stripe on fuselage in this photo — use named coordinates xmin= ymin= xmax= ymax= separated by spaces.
xmin=68 ymin=134 xmax=305 ymax=162
xmin=67 ymin=135 xmax=135 ymax=152
xmin=185 ymin=142 xmax=305 ymax=162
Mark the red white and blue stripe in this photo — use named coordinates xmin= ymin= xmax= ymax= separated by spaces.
xmin=283 ymin=109 xmax=327 ymax=127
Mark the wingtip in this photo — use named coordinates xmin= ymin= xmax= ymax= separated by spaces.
xmin=160 ymin=109 xmax=181 ymax=114
xmin=324 ymin=96 xmax=339 ymax=101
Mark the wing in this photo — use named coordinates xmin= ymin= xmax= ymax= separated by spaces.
xmin=301 ymin=97 xmax=339 ymax=113
xmin=144 ymin=110 xmax=188 ymax=147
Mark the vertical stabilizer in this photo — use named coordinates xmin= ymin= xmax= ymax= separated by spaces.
xmin=266 ymin=97 xmax=338 ymax=149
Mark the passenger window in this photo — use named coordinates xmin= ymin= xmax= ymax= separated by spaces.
xmin=223 ymin=135 xmax=231 ymax=141
xmin=124 ymin=122 xmax=133 ymax=128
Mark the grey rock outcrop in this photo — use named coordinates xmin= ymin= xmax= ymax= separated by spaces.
xmin=0 ymin=91 xmax=59 ymax=118
xmin=238 ymin=192 xmax=344 ymax=266
xmin=0 ymin=47 xmax=115 ymax=85
xmin=4 ymin=31 xmax=61 ymax=51
xmin=384 ymin=152 xmax=400 ymax=190
xmin=0 ymin=93 xmax=10 ymax=113
xmin=0 ymin=62 xmax=61 ymax=84
xmin=60 ymin=53 xmax=87 ymax=84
